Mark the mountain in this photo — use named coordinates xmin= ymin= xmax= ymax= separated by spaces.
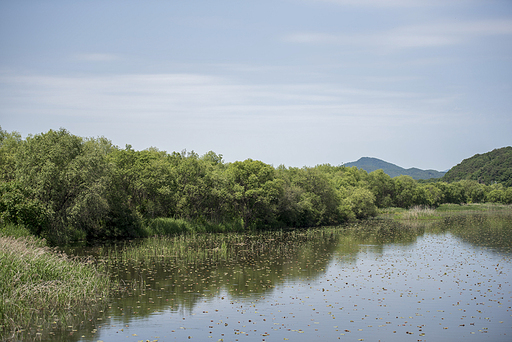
xmin=441 ymin=146 xmax=512 ymax=187
xmin=344 ymin=157 xmax=446 ymax=180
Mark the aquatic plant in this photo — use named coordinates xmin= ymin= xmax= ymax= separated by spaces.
xmin=443 ymin=211 xmax=512 ymax=250
xmin=142 ymin=217 xmax=244 ymax=237
xmin=400 ymin=205 xmax=437 ymax=220
xmin=49 ymin=211 xmax=512 ymax=341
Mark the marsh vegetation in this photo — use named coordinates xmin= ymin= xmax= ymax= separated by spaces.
xmin=13 ymin=208 xmax=504 ymax=342
xmin=1 ymin=126 xmax=512 ymax=341
xmin=0 ymin=234 xmax=110 ymax=341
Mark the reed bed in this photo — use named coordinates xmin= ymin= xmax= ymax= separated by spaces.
xmin=378 ymin=203 xmax=512 ymax=222
xmin=0 ymin=236 xmax=111 ymax=341
xmin=400 ymin=205 xmax=437 ymax=220
xmin=442 ymin=211 xmax=512 ymax=249
xmin=102 ymin=220 xmax=426 ymax=268
xmin=142 ymin=217 xmax=245 ymax=237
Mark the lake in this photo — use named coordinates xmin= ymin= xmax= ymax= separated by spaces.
xmin=54 ymin=214 xmax=511 ymax=342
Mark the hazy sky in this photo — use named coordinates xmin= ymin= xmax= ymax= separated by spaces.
xmin=1 ymin=0 xmax=511 ymax=171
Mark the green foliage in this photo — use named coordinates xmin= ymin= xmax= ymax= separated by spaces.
xmin=367 ymin=169 xmax=394 ymax=208
xmin=504 ymin=188 xmax=512 ymax=204
xmin=344 ymin=187 xmax=377 ymax=219
xmin=0 ymin=126 xmax=22 ymax=182
xmin=413 ymin=184 xmax=444 ymax=208
xmin=0 ymin=127 xmax=510 ymax=244
xmin=0 ymin=181 xmax=49 ymax=235
xmin=13 ymin=129 xmax=112 ymax=244
xmin=0 ymin=222 xmax=32 ymax=238
xmin=107 ymin=147 xmax=176 ymax=219
xmin=442 ymin=146 xmax=512 ymax=187
xmin=0 ymin=236 xmax=110 ymax=340
xmin=486 ymin=187 xmax=512 ymax=204
xmin=227 ymin=159 xmax=283 ymax=229
xmin=296 ymin=167 xmax=339 ymax=225
xmin=393 ymin=175 xmax=417 ymax=208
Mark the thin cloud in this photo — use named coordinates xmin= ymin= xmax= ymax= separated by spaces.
xmin=284 ymin=19 xmax=512 ymax=50
xmin=387 ymin=19 xmax=512 ymax=46
xmin=0 ymin=71 xmax=454 ymax=128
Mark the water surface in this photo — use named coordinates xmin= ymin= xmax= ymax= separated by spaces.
xmin=59 ymin=215 xmax=512 ymax=342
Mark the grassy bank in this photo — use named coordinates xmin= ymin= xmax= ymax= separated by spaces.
xmin=378 ymin=203 xmax=512 ymax=221
xmin=0 ymin=226 xmax=111 ymax=341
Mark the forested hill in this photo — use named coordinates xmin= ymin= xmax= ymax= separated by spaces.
xmin=442 ymin=146 xmax=512 ymax=187
xmin=344 ymin=157 xmax=446 ymax=180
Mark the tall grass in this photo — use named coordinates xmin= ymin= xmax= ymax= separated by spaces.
xmin=102 ymin=233 xmax=245 ymax=265
xmin=142 ymin=217 xmax=245 ymax=237
xmin=401 ymin=205 xmax=437 ymax=220
xmin=442 ymin=211 xmax=512 ymax=249
xmin=436 ymin=203 xmax=512 ymax=213
xmin=379 ymin=203 xmax=512 ymax=221
xmin=0 ymin=236 xmax=111 ymax=341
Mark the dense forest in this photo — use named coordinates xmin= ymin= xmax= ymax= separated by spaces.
xmin=1 ymin=127 xmax=511 ymax=245
xmin=442 ymin=146 xmax=512 ymax=187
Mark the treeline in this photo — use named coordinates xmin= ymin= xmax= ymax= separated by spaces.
xmin=1 ymin=128 xmax=511 ymax=245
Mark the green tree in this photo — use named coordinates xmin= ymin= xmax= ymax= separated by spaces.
xmin=486 ymin=189 xmax=503 ymax=203
xmin=413 ymin=184 xmax=444 ymax=208
xmin=459 ymin=180 xmax=487 ymax=203
xmin=14 ymin=129 xmax=111 ymax=243
xmin=367 ymin=169 xmax=394 ymax=208
xmin=226 ymin=159 xmax=283 ymax=229
xmin=275 ymin=167 xmax=306 ymax=227
xmin=502 ymin=188 xmax=512 ymax=204
xmin=393 ymin=175 xmax=417 ymax=208
xmin=108 ymin=147 xmax=177 ymax=219
xmin=0 ymin=127 xmax=22 ymax=182
xmin=344 ymin=187 xmax=377 ymax=219
xmin=0 ymin=181 xmax=48 ymax=234
xmin=277 ymin=166 xmax=343 ymax=227
xmin=172 ymin=151 xmax=228 ymax=223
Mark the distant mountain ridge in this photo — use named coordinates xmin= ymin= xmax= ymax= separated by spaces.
xmin=344 ymin=157 xmax=446 ymax=180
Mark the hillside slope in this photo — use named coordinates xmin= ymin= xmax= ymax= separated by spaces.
xmin=441 ymin=146 xmax=512 ymax=187
xmin=344 ymin=157 xmax=446 ymax=180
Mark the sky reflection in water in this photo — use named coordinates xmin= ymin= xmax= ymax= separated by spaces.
xmin=67 ymin=218 xmax=512 ymax=342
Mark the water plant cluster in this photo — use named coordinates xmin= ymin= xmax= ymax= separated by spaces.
xmin=62 ymin=219 xmax=427 ymax=333
xmin=1 ymin=208 xmax=511 ymax=340
xmin=55 ymin=211 xmax=512 ymax=341
xmin=1 ymin=127 xmax=511 ymax=245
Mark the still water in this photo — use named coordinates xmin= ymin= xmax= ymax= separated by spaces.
xmin=62 ymin=215 xmax=511 ymax=342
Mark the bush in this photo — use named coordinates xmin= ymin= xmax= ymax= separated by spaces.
xmin=346 ymin=188 xmax=377 ymax=219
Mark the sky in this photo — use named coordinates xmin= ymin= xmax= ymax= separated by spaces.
xmin=1 ymin=0 xmax=511 ymax=171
